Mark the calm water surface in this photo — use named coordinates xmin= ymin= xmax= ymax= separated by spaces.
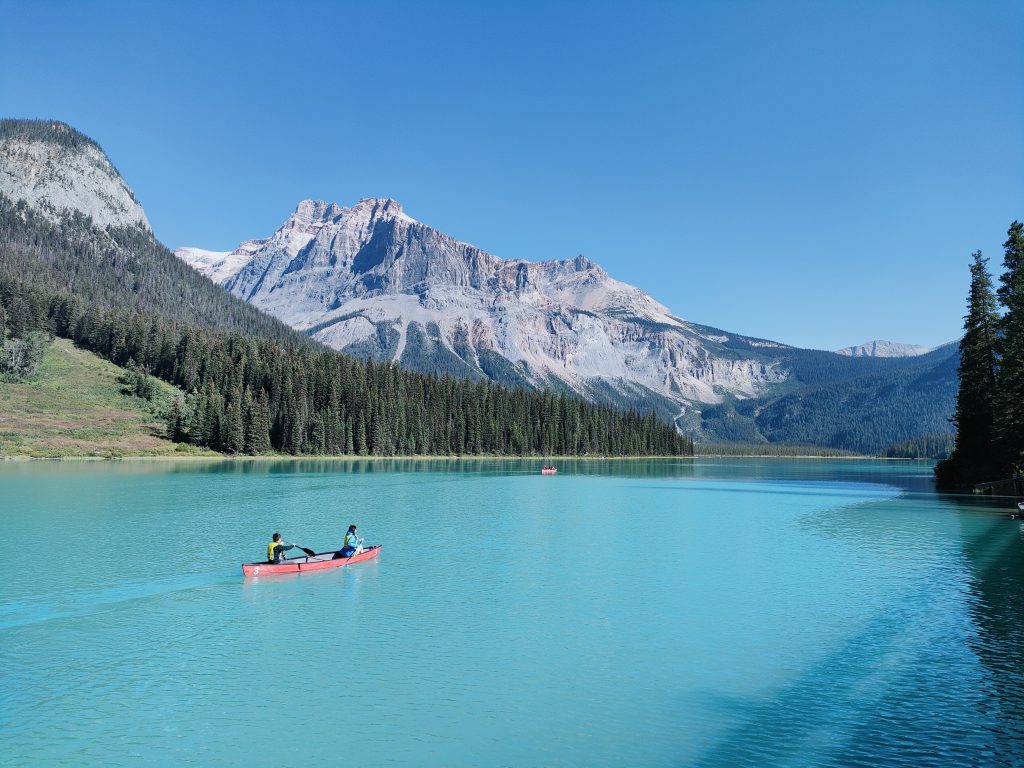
xmin=1 ymin=458 xmax=1022 ymax=767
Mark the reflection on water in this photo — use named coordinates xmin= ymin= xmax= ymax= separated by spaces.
xmin=957 ymin=506 xmax=1024 ymax=766
xmin=1 ymin=458 xmax=1022 ymax=767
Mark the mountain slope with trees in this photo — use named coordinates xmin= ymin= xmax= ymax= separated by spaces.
xmin=0 ymin=120 xmax=690 ymax=458
xmin=176 ymin=197 xmax=957 ymax=453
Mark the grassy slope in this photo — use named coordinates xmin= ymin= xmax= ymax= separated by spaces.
xmin=0 ymin=338 xmax=212 ymax=457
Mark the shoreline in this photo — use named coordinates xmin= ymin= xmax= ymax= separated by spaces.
xmin=0 ymin=453 xmax=935 ymax=463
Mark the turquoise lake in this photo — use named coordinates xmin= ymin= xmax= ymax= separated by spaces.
xmin=1 ymin=458 xmax=1022 ymax=766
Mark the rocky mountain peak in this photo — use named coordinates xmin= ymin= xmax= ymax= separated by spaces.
xmin=561 ymin=253 xmax=605 ymax=276
xmin=291 ymin=199 xmax=344 ymax=224
xmin=287 ymin=197 xmax=416 ymax=229
xmin=0 ymin=118 xmax=150 ymax=232
xmin=176 ymin=195 xmax=787 ymax=411
xmin=351 ymin=197 xmax=408 ymax=219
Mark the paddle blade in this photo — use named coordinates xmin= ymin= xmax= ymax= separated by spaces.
xmin=298 ymin=546 xmax=316 ymax=557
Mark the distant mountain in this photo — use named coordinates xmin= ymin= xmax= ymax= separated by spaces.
xmin=177 ymin=197 xmax=958 ymax=450
xmin=835 ymin=340 xmax=934 ymax=358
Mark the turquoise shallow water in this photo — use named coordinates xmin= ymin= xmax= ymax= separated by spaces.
xmin=1 ymin=458 xmax=1022 ymax=767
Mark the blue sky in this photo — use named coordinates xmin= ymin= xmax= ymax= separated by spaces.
xmin=2 ymin=0 xmax=1021 ymax=349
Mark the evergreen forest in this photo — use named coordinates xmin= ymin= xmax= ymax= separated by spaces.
xmin=936 ymin=221 xmax=1024 ymax=488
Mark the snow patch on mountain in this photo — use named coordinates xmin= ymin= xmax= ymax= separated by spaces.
xmin=174 ymin=244 xmax=261 ymax=283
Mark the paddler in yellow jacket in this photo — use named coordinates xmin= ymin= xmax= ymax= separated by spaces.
xmin=267 ymin=532 xmax=297 ymax=563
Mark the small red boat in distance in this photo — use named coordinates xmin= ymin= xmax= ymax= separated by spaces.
xmin=242 ymin=545 xmax=381 ymax=577
xmin=541 ymin=466 xmax=558 ymax=475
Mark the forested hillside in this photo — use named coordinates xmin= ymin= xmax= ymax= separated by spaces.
xmin=0 ymin=186 xmax=690 ymax=456
xmin=0 ymin=192 xmax=304 ymax=344
xmin=693 ymin=344 xmax=957 ymax=453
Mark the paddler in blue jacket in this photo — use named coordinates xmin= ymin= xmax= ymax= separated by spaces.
xmin=337 ymin=524 xmax=363 ymax=558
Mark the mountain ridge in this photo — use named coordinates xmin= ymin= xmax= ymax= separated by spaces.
xmin=0 ymin=118 xmax=957 ymax=452
xmin=0 ymin=119 xmax=306 ymax=344
xmin=175 ymin=196 xmax=958 ymax=449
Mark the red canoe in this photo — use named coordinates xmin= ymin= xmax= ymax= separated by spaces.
xmin=541 ymin=468 xmax=558 ymax=475
xmin=242 ymin=545 xmax=381 ymax=577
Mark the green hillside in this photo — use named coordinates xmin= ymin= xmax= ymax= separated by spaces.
xmin=0 ymin=337 xmax=210 ymax=457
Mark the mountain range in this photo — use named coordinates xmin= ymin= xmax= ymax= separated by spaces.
xmin=1 ymin=119 xmax=958 ymax=452
xmin=176 ymin=198 xmax=957 ymax=450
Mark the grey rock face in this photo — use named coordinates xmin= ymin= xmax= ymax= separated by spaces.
xmin=177 ymin=198 xmax=791 ymax=415
xmin=0 ymin=121 xmax=150 ymax=232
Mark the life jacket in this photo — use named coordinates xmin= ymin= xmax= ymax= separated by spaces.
xmin=268 ymin=541 xmax=280 ymax=562
xmin=343 ymin=531 xmax=358 ymax=549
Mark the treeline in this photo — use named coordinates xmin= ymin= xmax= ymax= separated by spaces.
xmin=881 ymin=434 xmax=955 ymax=460
xmin=936 ymin=222 xmax=1024 ymax=488
xmin=0 ymin=119 xmax=104 ymax=153
xmin=694 ymin=442 xmax=859 ymax=457
xmin=0 ymin=277 xmax=693 ymax=457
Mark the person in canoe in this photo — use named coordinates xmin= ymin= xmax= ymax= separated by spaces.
xmin=336 ymin=524 xmax=364 ymax=558
xmin=267 ymin=532 xmax=298 ymax=564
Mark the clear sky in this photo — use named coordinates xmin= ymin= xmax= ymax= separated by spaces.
xmin=2 ymin=0 xmax=1021 ymax=350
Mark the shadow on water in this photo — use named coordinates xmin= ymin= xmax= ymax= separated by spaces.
xmin=687 ymin=487 xmax=1024 ymax=768
xmin=956 ymin=501 xmax=1024 ymax=766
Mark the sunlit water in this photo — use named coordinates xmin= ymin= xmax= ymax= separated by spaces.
xmin=1 ymin=458 xmax=1022 ymax=767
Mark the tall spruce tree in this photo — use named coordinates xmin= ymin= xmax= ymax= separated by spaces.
xmin=244 ymin=390 xmax=272 ymax=455
xmin=936 ymin=252 xmax=1000 ymax=487
xmin=221 ymin=387 xmax=245 ymax=454
xmin=994 ymin=221 xmax=1024 ymax=473
xmin=166 ymin=395 xmax=186 ymax=442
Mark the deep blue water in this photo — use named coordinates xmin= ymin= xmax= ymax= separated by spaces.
xmin=1 ymin=458 xmax=1022 ymax=766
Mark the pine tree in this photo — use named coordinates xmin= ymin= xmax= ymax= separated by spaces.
xmin=344 ymin=415 xmax=355 ymax=455
xmin=936 ymin=252 xmax=1001 ymax=487
xmin=994 ymin=221 xmax=1024 ymax=473
xmin=220 ymin=385 xmax=245 ymax=454
xmin=356 ymin=414 xmax=368 ymax=456
xmin=245 ymin=390 xmax=272 ymax=455
xmin=166 ymin=395 xmax=186 ymax=442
